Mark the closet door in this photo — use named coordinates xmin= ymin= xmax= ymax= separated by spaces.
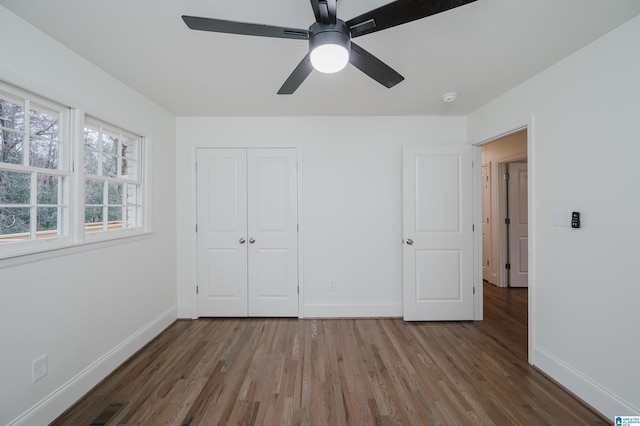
xmin=196 ymin=148 xmax=248 ymax=316
xmin=196 ymin=148 xmax=298 ymax=317
xmin=247 ymin=149 xmax=299 ymax=316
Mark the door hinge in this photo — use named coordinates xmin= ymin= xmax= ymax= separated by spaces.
xmin=506 ymin=263 xmax=511 ymax=270
xmin=472 ymin=224 xmax=475 ymax=231
xmin=195 ymin=162 xmax=197 ymax=172
xmin=297 ymin=286 xmax=299 ymax=295
xmin=473 ymin=287 xmax=475 ymax=295
xmin=504 ymin=173 xmax=510 ymax=180
xmin=297 ymin=224 xmax=299 ymax=232
xmin=196 ymin=285 xmax=199 ymax=294
xmin=505 ymin=218 xmax=510 ymax=225
xmin=195 ymin=224 xmax=198 ymax=233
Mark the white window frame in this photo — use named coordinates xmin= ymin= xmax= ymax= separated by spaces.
xmin=0 ymin=82 xmax=72 ymax=255
xmin=0 ymin=80 xmax=151 ymax=265
xmin=82 ymin=117 xmax=146 ymax=241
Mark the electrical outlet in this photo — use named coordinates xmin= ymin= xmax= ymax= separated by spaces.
xmin=32 ymin=354 xmax=48 ymax=383
xmin=329 ymin=280 xmax=337 ymax=291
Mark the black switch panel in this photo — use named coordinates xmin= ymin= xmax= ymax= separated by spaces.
xmin=571 ymin=211 xmax=580 ymax=228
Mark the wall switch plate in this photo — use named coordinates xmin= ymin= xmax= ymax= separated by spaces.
xmin=553 ymin=210 xmax=571 ymax=227
xmin=32 ymin=354 xmax=48 ymax=383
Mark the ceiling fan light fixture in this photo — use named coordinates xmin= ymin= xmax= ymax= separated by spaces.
xmin=308 ymin=21 xmax=351 ymax=74
xmin=310 ymin=43 xmax=349 ymax=73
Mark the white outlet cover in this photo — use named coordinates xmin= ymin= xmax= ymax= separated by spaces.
xmin=32 ymin=354 xmax=48 ymax=383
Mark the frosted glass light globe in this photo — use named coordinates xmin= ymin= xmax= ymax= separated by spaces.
xmin=310 ymin=43 xmax=349 ymax=74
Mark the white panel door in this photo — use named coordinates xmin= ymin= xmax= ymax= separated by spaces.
xmin=196 ymin=148 xmax=298 ymax=317
xmin=196 ymin=148 xmax=248 ymax=316
xmin=402 ymin=145 xmax=474 ymax=321
xmin=247 ymin=149 xmax=298 ymax=317
xmin=507 ymin=162 xmax=528 ymax=287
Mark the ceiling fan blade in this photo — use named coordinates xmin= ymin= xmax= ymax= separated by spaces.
xmin=349 ymin=42 xmax=404 ymax=88
xmin=309 ymin=0 xmax=337 ymax=24
xmin=347 ymin=0 xmax=477 ymax=38
xmin=310 ymin=0 xmax=322 ymax=22
xmin=278 ymin=54 xmax=314 ymax=95
xmin=182 ymin=15 xmax=309 ymax=40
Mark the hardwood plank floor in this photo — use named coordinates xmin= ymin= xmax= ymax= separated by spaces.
xmin=52 ymin=283 xmax=606 ymax=425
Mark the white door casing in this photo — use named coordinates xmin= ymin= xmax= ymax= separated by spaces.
xmin=403 ymin=145 xmax=474 ymax=321
xmin=507 ymin=162 xmax=528 ymax=287
xmin=196 ymin=148 xmax=298 ymax=317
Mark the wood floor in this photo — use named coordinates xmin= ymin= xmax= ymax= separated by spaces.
xmin=52 ymin=283 xmax=606 ymax=425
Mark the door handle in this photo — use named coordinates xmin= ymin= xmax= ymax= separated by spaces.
xmin=249 ymin=238 xmax=256 ymax=244
xmin=406 ymin=239 xmax=413 ymax=245
xmin=239 ymin=238 xmax=246 ymax=244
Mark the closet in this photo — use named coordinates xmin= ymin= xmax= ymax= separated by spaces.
xmin=196 ymin=148 xmax=298 ymax=317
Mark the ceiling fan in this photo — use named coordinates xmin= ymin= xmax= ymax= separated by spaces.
xmin=182 ymin=0 xmax=477 ymax=94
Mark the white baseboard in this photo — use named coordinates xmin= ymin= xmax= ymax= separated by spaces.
xmin=8 ymin=305 xmax=177 ymax=426
xmin=177 ymin=303 xmax=195 ymax=319
xmin=533 ymin=345 xmax=639 ymax=420
xmin=302 ymin=302 xmax=402 ymax=318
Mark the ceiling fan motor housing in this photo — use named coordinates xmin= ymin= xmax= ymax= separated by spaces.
xmin=309 ymin=20 xmax=351 ymax=54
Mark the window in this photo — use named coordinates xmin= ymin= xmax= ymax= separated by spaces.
xmin=0 ymin=86 xmax=70 ymax=244
xmin=83 ymin=118 xmax=144 ymax=235
xmin=0 ymin=81 xmax=148 ymax=260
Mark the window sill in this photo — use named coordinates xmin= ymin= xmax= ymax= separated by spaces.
xmin=0 ymin=231 xmax=154 ymax=269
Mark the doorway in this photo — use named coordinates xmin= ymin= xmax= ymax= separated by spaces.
xmin=480 ymin=129 xmax=529 ymax=357
xmin=480 ymin=129 xmax=528 ymax=288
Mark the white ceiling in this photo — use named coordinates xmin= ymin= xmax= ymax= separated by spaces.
xmin=2 ymin=0 xmax=639 ymax=116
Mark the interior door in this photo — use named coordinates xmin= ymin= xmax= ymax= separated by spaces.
xmin=481 ymin=164 xmax=492 ymax=282
xmin=507 ymin=162 xmax=528 ymax=287
xmin=247 ymin=149 xmax=299 ymax=316
xmin=196 ymin=148 xmax=299 ymax=317
xmin=196 ymin=148 xmax=248 ymax=316
xmin=402 ymin=145 xmax=474 ymax=321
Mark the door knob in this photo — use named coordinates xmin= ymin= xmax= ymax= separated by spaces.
xmin=249 ymin=238 xmax=256 ymax=244
xmin=239 ymin=238 xmax=246 ymax=244
xmin=406 ymin=239 xmax=413 ymax=245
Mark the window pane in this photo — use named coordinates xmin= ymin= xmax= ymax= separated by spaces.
xmin=0 ymin=129 xmax=24 ymax=164
xmin=84 ymin=127 xmax=99 ymax=150
xmin=84 ymin=207 xmax=103 ymax=232
xmin=124 ymin=206 xmax=139 ymax=228
xmin=37 ymin=174 xmax=59 ymax=204
xmin=0 ymin=170 xmax=30 ymax=204
xmin=125 ymin=183 xmax=140 ymax=205
xmin=30 ymin=107 xmax=59 ymax=140
xmin=103 ymin=154 xmax=117 ymax=177
xmin=103 ymin=133 xmax=118 ymax=155
xmin=121 ymin=158 xmax=138 ymax=179
xmin=108 ymin=182 xmax=122 ymax=205
xmin=0 ymin=207 xmax=30 ymax=238
xmin=107 ymin=206 xmax=122 ymax=228
xmin=84 ymin=148 xmax=98 ymax=175
xmin=0 ymin=97 xmax=25 ymax=132
xmin=36 ymin=207 xmax=59 ymax=238
xmin=85 ymin=179 xmax=104 ymax=205
xmin=30 ymin=138 xmax=59 ymax=169
xmin=122 ymin=137 xmax=137 ymax=159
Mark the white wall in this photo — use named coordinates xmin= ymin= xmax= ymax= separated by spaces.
xmin=176 ymin=116 xmax=466 ymax=318
xmin=468 ymin=15 xmax=640 ymax=418
xmin=0 ymin=8 xmax=177 ymax=426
